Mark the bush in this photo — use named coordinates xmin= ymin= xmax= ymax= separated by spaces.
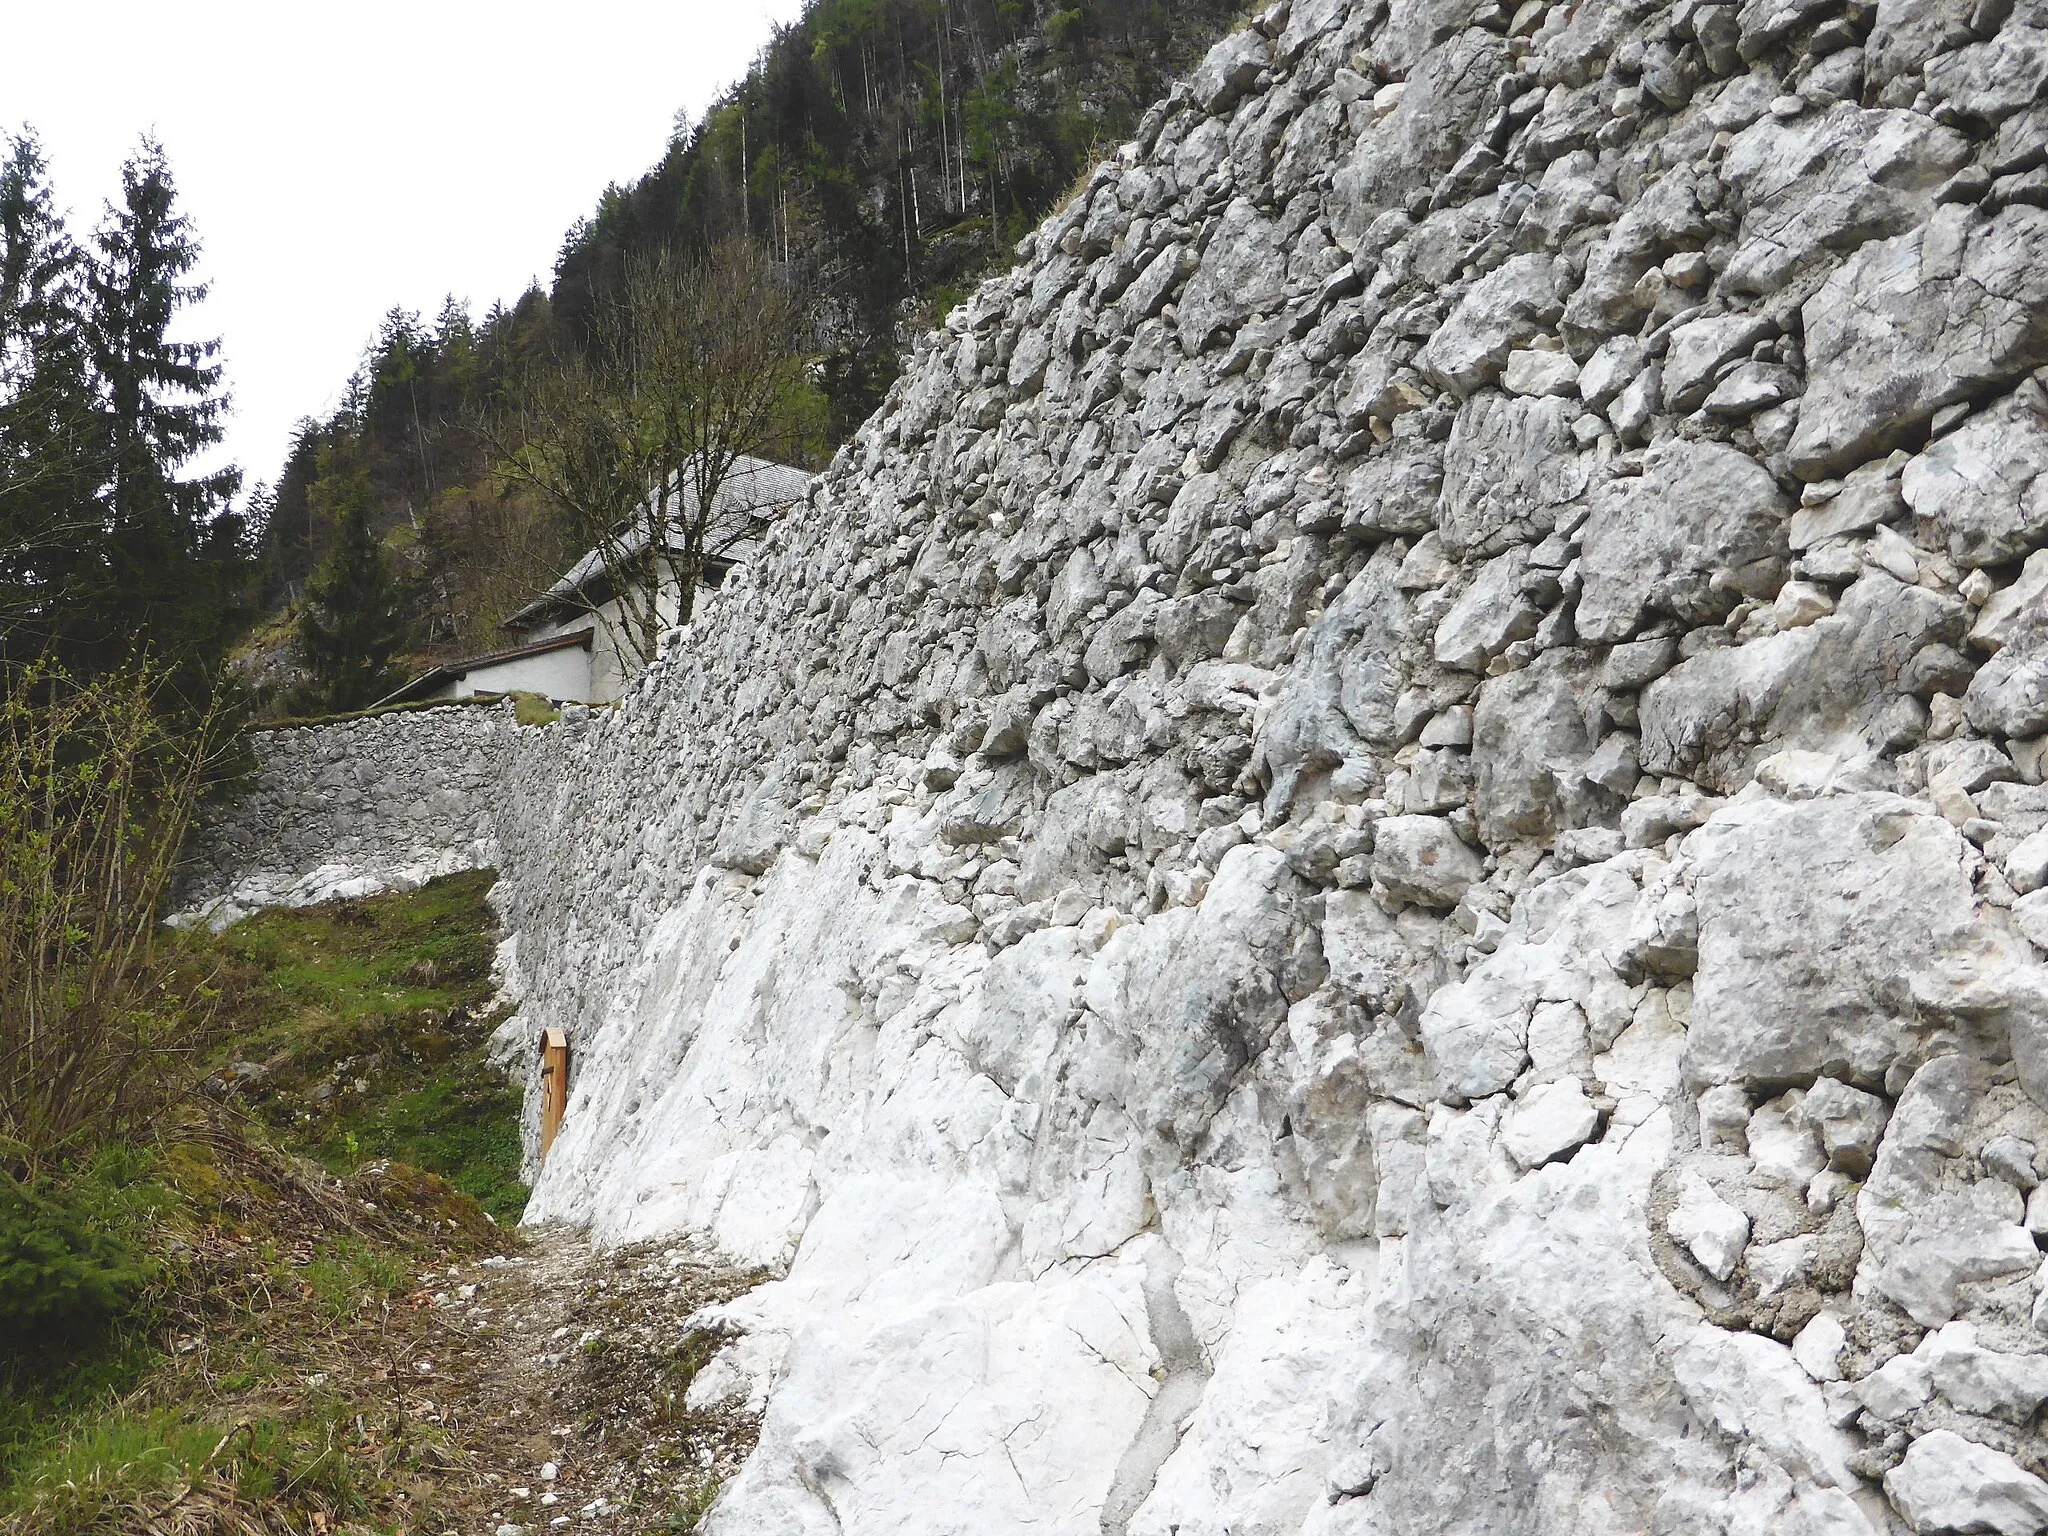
xmin=0 ymin=660 xmax=228 ymax=1177
xmin=0 ymin=1174 xmax=148 ymax=1351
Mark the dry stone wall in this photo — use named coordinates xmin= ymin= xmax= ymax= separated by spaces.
xmin=194 ymin=0 xmax=2048 ymax=1530
xmin=176 ymin=701 xmax=538 ymax=929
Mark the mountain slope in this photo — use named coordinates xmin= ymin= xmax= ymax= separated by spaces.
xmin=247 ymin=0 xmax=1250 ymax=687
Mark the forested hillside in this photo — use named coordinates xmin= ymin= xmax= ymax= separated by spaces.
xmin=553 ymin=0 xmax=1249 ymax=431
xmin=250 ymin=0 xmax=1248 ymax=698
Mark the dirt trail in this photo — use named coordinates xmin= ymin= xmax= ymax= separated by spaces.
xmin=387 ymin=1225 xmax=766 ymax=1536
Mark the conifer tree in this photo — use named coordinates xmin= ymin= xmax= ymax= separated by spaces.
xmin=0 ymin=131 xmax=105 ymax=656
xmin=252 ymin=419 xmax=322 ymax=608
xmin=83 ymin=137 xmax=243 ymax=670
xmin=295 ymin=460 xmax=404 ymax=713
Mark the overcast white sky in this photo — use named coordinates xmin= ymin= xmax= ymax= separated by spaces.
xmin=7 ymin=0 xmax=808 ymax=498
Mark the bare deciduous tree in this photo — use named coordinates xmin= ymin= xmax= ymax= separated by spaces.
xmin=491 ymin=240 xmax=816 ymax=670
xmin=428 ymin=484 xmax=581 ymax=655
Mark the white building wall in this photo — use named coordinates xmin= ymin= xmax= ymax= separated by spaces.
xmin=520 ymin=582 xmax=684 ymax=704
xmin=450 ymin=645 xmax=593 ymax=702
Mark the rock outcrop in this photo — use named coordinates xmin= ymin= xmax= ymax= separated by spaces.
xmin=196 ymin=1 xmax=2048 ymax=1530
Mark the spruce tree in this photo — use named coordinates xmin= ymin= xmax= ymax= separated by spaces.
xmin=295 ymin=461 xmax=404 ymax=713
xmin=83 ymin=137 xmax=243 ymax=671
xmin=252 ymin=419 xmax=322 ymax=607
xmin=0 ymin=131 xmax=106 ymax=658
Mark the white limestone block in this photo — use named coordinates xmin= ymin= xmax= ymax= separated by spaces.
xmin=1667 ymin=1170 xmax=1751 ymax=1282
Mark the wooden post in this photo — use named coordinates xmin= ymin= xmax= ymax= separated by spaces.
xmin=540 ymin=1029 xmax=570 ymax=1159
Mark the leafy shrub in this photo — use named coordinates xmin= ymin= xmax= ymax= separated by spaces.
xmin=0 ymin=1174 xmax=149 ymax=1350
xmin=0 ymin=660 xmax=229 ymax=1177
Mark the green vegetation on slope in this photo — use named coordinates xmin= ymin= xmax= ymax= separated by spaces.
xmin=0 ymin=1134 xmax=498 ymax=1535
xmin=0 ymin=872 xmax=522 ymax=1535
xmin=551 ymin=0 xmax=1253 ymax=432
xmin=207 ymin=869 xmax=528 ymax=1224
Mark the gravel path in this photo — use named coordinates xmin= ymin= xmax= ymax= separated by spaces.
xmin=394 ymin=1225 xmax=766 ymax=1535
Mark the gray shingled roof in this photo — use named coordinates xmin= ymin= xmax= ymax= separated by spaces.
xmin=504 ymin=456 xmax=811 ymax=632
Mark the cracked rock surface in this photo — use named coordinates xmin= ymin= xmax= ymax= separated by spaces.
xmin=188 ymin=1 xmax=2048 ymax=1531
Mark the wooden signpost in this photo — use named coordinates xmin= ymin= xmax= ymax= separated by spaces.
xmin=540 ymin=1029 xmax=570 ymax=1159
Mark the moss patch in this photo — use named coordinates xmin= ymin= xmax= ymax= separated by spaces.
xmin=509 ymin=690 xmax=561 ymax=726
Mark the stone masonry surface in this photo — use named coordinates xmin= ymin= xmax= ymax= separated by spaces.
xmin=176 ymin=702 xmax=532 ymax=930
xmin=189 ymin=1 xmax=2048 ymax=1530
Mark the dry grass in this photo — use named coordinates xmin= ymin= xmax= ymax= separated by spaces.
xmin=1 ymin=1111 xmax=503 ymax=1535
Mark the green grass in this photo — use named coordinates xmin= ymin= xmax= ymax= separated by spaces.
xmin=0 ymin=872 xmax=532 ymax=1533
xmin=2 ymin=1403 xmax=364 ymax=1535
xmin=300 ymin=1241 xmax=412 ymax=1322
xmin=0 ymin=1139 xmax=415 ymax=1533
xmin=209 ymin=869 xmax=530 ymax=1223
xmin=5 ymin=1411 xmax=230 ymax=1527
xmin=0 ymin=1278 xmax=164 ymax=1491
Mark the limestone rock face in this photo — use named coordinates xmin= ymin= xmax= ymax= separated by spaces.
xmin=1577 ymin=438 xmax=1787 ymax=644
xmin=1686 ymin=794 xmax=1979 ymax=1091
xmin=1886 ymin=1430 xmax=2048 ymax=1536
xmin=1903 ymin=385 xmax=2048 ymax=568
xmin=1791 ymin=206 xmax=2048 ymax=478
xmin=188 ymin=4 xmax=2048 ymax=1533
